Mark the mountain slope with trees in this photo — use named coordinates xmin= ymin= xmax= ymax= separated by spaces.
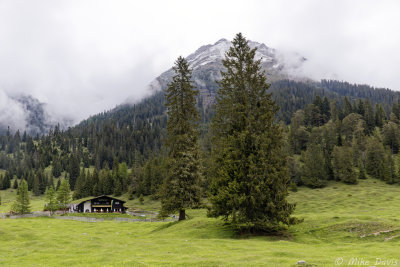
xmin=1 ymin=38 xmax=400 ymax=219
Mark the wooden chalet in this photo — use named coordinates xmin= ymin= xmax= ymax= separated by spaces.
xmin=72 ymin=195 xmax=127 ymax=213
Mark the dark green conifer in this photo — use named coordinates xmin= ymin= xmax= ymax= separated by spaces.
xmin=83 ymin=170 xmax=92 ymax=197
xmin=68 ymin=154 xmax=80 ymax=190
xmin=159 ymin=56 xmax=202 ymax=221
xmin=358 ymin=159 xmax=367 ymax=180
xmin=113 ymin=176 xmax=123 ymax=197
xmin=57 ymin=179 xmax=71 ymax=214
xmin=103 ymin=165 xmax=114 ymax=195
xmin=365 ymin=137 xmax=385 ymax=179
xmin=301 ymin=144 xmax=328 ymax=188
xmin=52 ymin=157 xmax=62 ymax=178
xmin=37 ymin=169 xmax=46 ymax=194
xmin=56 ymin=178 xmax=61 ymax=191
xmin=13 ymin=179 xmax=18 ymax=189
xmin=44 ymin=186 xmax=58 ymax=215
xmin=12 ymin=179 xmax=30 ymax=214
xmin=118 ymin=162 xmax=129 ymax=191
xmin=112 ymin=159 xmax=123 ymax=196
xmin=208 ymin=33 xmax=297 ymax=233
xmin=2 ymin=171 xmax=11 ymax=189
xmin=32 ymin=175 xmax=40 ymax=196
xmin=384 ymin=148 xmax=396 ymax=184
xmin=375 ymin=104 xmax=386 ymax=128
xmin=91 ymin=168 xmax=100 ymax=196
xmin=332 ymin=146 xmax=357 ymax=184
xmin=73 ymin=168 xmax=86 ymax=199
xmin=364 ymin=100 xmax=375 ymax=134
xmin=343 ymin=96 xmax=353 ymax=117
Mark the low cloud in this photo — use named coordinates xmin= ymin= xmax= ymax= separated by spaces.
xmin=0 ymin=90 xmax=28 ymax=131
xmin=0 ymin=0 xmax=399 ymax=129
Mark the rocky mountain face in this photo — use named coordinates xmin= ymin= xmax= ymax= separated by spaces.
xmin=0 ymin=93 xmax=50 ymax=135
xmin=14 ymin=95 xmax=50 ymax=134
xmin=0 ymin=93 xmax=72 ymax=135
xmin=148 ymin=38 xmax=306 ymax=107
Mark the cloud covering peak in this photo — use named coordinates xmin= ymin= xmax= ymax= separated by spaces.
xmin=0 ymin=0 xmax=399 ymax=129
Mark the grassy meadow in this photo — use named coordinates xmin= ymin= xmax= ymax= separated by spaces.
xmin=1 ymin=179 xmax=400 ymax=266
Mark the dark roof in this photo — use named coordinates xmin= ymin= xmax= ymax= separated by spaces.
xmin=74 ymin=195 xmax=126 ymax=206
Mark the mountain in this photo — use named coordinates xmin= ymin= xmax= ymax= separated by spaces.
xmin=83 ymin=38 xmax=400 ymax=131
xmin=0 ymin=93 xmax=72 ymax=135
xmin=0 ymin=93 xmax=48 ymax=135
xmin=13 ymin=95 xmax=51 ymax=135
xmin=148 ymin=38 xmax=306 ymax=107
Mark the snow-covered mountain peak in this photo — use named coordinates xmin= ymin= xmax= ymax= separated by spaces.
xmin=186 ymin=38 xmax=282 ymax=70
xmin=148 ymin=37 xmax=307 ymax=95
xmin=186 ymin=39 xmax=231 ymax=69
xmin=215 ymin=38 xmax=229 ymax=44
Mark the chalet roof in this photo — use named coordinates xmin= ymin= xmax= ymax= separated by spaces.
xmin=71 ymin=196 xmax=94 ymax=204
xmin=72 ymin=195 xmax=126 ymax=205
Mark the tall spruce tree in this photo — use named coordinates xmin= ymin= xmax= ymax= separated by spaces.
xmin=366 ymin=136 xmax=385 ymax=179
xmin=358 ymin=158 xmax=367 ymax=180
xmin=57 ymin=179 xmax=71 ymax=214
xmin=301 ymin=143 xmax=328 ymax=188
xmin=32 ymin=175 xmax=40 ymax=196
xmin=68 ymin=154 xmax=80 ymax=190
xmin=13 ymin=179 xmax=18 ymax=189
xmin=208 ymin=33 xmax=297 ymax=233
xmin=73 ymin=168 xmax=86 ymax=200
xmin=45 ymin=186 xmax=58 ymax=215
xmin=12 ymin=179 xmax=30 ymax=214
xmin=384 ymin=148 xmax=397 ymax=184
xmin=52 ymin=157 xmax=62 ymax=178
xmin=332 ymin=146 xmax=357 ymax=184
xmin=159 ymin=56 xmax=202 ymax=221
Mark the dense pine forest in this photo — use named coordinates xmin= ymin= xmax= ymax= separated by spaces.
xmin=1 ymin=78 xmax=400 ymax=203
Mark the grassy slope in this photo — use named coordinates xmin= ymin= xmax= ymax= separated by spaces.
xmin=0 ymin=179 xmax=400 ymax=266
xmin=0 ymin=186 xmax=46 ymax=213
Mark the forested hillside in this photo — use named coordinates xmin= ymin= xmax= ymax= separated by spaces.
xmin=1 ymin=78 xmax=400 ymax=202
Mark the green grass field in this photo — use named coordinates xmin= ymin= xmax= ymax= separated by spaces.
xmin=1 ymin=179 xmax=400 ymax=266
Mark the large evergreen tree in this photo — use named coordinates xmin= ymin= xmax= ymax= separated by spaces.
xmin=45 ymin=186 xmax=58 ymax=215
xmin=382 ymin=122 xmax=400 ymax=153
xmin=332 ymin=146 xmax=357 ymax=184
xmin=68 ymin=154 xmax=80 ymax=190
xmin=301 ymin=144 xmax=328 ymax=188
xmin=12 ymin=179 xmax=30 ymax=214
xmin=208 ymin=33 xmax=297 ymax=233
xmin=73 ymin=168 xmax=86 ymax=200
xmin=159 ymin=56 xmax=202 ymax=221
xmin=366 ymin=136 xmax=385 ymax=180
xmin=57 ymin=179 xmax=71 ymax=214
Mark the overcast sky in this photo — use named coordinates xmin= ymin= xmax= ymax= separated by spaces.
xmin=0 ymin=0 xmax=399 ymax=126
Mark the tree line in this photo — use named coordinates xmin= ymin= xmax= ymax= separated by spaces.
xmin=287 ymin=95 xmax=400 ymax=188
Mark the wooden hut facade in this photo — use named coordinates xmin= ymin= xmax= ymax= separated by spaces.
xmin=74 ymin=195 xmax=127 ymax=213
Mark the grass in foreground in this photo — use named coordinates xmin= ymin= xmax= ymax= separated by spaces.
xmin=0 ymin=179 xmax=400 ymax=266
xmin=64 ymin=212 xmax=147 ymax=220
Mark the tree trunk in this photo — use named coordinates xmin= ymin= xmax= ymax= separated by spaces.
xmin=179 ymin=209 xmax=186 ymax=221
